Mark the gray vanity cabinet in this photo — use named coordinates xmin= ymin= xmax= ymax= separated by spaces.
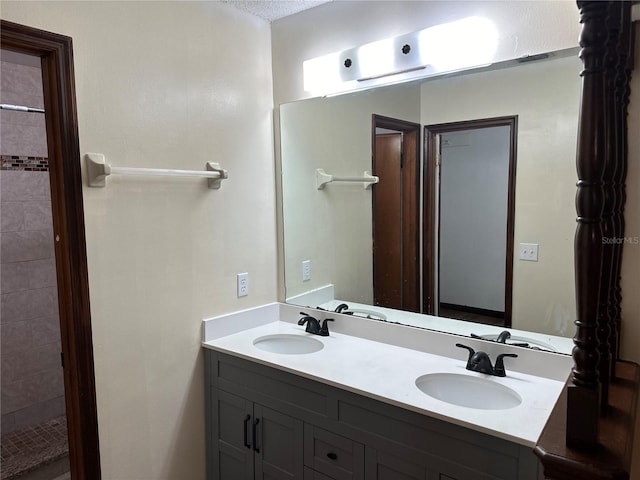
xmin=211 ymin=389 xmax=304 ymax=479
xmin=205 ymin=350 xmax=543 ymax=480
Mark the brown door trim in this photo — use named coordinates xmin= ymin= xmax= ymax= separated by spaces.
xmin=372 ymin=114 xmax=421 ymax=312
xmin=424 ymin=116 xmax=518 ymax=327
xmin=1 ymin=20 xmax=101 ymax=478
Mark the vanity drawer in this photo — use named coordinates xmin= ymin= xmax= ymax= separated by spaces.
xmin=304 ymin=467 xmax=336 ymax=480
xmin=304 ymin=424 xmax=364 ymax=480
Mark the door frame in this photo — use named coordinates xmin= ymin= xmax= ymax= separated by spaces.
xmin=371 ymin=114 xmax=421 ymax=312
xmin=424 ymin=116 xmax=518 ymax=326
xmin=1 ymin=20 xmax=101 ymax=478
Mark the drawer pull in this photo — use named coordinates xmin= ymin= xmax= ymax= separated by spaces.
xmin=326 ymin=452 xmax=338 ymax=460
xmin=243 ymin=415 xmax=251 ymax=449
xmin=253 ymin=418 xmax=261 ymax=453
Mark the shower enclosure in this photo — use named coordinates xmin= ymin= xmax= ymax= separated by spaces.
xmin=1 ymin=49 xmax=69 ymax=480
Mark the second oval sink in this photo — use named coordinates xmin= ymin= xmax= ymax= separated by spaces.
xmin=415 ymin=373 xmax=522 ymax=410
xmin=253 ymin=334 xmax=324 ymax=354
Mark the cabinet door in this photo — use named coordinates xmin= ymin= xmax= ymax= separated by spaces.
xmin=213 ymin=390 xmax=254 ymax=480
xmin=365 ymin=448 xmax=430 ymax=480
xmin=254 ymin=404 xmax=304 ymax=480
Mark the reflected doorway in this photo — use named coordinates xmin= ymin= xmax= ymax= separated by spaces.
xmin=424 ymin=117 xmax=517 ymax=327
xmin=371 ymin=115 xmax=421 ymax=312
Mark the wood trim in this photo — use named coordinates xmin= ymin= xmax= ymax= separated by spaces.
xmin=371 ymin=114 xmax=421 ymax=313
xmin=535 ymin=361 xmax=640 ymax=480
xmin=1 ymin=20 xmax=101 ymax=479
xmin=423 ymin=116 xmax=517 ymax=328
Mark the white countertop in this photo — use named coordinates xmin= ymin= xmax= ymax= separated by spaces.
xmin=202 ymin=303 xmax=568 ymax=448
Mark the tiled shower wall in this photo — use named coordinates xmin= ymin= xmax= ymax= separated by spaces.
xmin=1 ymin=54 xmax=65 ymax=434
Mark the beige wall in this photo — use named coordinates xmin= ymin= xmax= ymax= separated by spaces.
xmin=1 ymin=2 xmax=276 ymax=479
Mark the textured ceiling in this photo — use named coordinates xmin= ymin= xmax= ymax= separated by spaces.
xmin=223 ymin=0 xmax=333 ymax=22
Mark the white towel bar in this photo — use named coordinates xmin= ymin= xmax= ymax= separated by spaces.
xmin=85 ymin=153 xmax=228 ymax=189
xmin=315 ymin=168 xmax=378 ymax=190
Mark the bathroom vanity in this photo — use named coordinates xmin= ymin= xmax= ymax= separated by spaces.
xmin=203 ymin=304 xmax=573 ymax=480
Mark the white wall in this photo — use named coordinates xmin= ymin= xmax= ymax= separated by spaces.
xmin=439 ymin=127 xmax=510 ymax=312
xmin=280 ymin=83 xmax=421 ymax=303
xmin=1 ymin=2 xmax=276 ymax=479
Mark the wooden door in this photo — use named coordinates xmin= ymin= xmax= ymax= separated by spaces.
xmin=373 ymin=133 xmax=404 ymax=309
xmin=372 ymin=124 xmax=419 ymax=312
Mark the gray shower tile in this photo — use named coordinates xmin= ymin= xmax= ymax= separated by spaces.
xmin=1 ymin=377 xmax=36 ymax=413
xmin=0 ymin=61 xmax=44 ymax=100
xmin=24 ymin=201 xmax=53 ymax=230
xmin=1 ymin=411 xmax=16 ymax=433
xmin=29 ymin=287 xmax=59 ymax=319
xmin=1 ymin=230 xmax=54 ymax=263
xmin=28 ymin=258 xmax=58 ymax=289
xmin=1 ymin=259 xmax=57 ymax=293
xmin=0 ymin=320 xmax=32 ymax=352
xmin=11 ymin=396 xmax=66 ymax=432
xmin=0 ymin=202 xmax=25 ymax=232
xmin=0 ymin=261 xmax=31 ymax=292
xmin=31 ymin=315 xmax=62 ymax=345
xmin=1 ymin=340 xmax=61 ymax=384
xmin=1 ymin=109 xmax=46 ymax=127
xmin=1 ymin=290 xmax=30 ymax=323
xmin=1 ymin=316 xmax=60 ymax=357
xmin=1 ymin=171 xmax=51 ymax=201
xmin=0 ymin=123 xmax=48 ymax=158
xmin=1 ymin=171 xmax=42 ymax=201
xmin=1 ymin=287 xmax=58 ymax=323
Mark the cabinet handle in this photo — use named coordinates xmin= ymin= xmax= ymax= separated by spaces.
xmin=252 ymin=418 xmax=260 ymax=453
xmin=243 ymin=415 xmax=251 ymax=449
xmin=327 ymin=452 xmax=338 ymax=460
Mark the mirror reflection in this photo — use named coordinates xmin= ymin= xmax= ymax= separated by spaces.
xmin=280 ymin=51 xmax=581 ymax=353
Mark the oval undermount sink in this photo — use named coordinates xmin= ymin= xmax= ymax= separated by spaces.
xmin=253 ymin=334 xmax=324 ymax=354
xmin=415 ymin=373 xmax=522 ymax=410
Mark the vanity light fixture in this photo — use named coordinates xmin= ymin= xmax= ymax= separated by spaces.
xmin=303 ymin=16 xmax=498 ymax=96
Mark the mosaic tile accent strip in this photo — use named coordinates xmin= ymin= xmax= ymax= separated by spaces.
xmin=0 ymin=416 xmax=68 ymax=480
xmin=1 ymin=155 xmax=49 ymax=172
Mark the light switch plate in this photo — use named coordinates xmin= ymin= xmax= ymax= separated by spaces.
xmin=519 ymin=243 xmax=539 ymax=262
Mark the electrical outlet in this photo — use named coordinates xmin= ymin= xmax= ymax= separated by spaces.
xmin=302 ymin=260 xmax=311 ymax=281
xmin=237 ymin=272 xmax=249 ymax=297
xmin=519 ymin=243 xmax=539 ymax=262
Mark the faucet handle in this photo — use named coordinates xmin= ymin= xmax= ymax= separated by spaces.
xmin=319 ymin=318 xmax=334 ymax=336
xmin=455 ymin=343 xmax=476 ymax=367
xmin=298 ymin=312 xmax=321 ymax=334
xmin=494 ymin=353 xmax=518 ymax=377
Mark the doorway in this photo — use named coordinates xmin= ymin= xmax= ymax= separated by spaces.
xmin=1 ymin=20 xmax=101 ymax=479
xmin=371 ymin=115 xmax=421 ymax=312
xmin=424 ymin=116 xmax=517 ymax=327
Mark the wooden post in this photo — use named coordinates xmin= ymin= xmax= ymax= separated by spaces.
xmin=610 ymin=2 xmax=633 ymax=375
xmin=568 ymin=0 xmax=608 ymax=449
